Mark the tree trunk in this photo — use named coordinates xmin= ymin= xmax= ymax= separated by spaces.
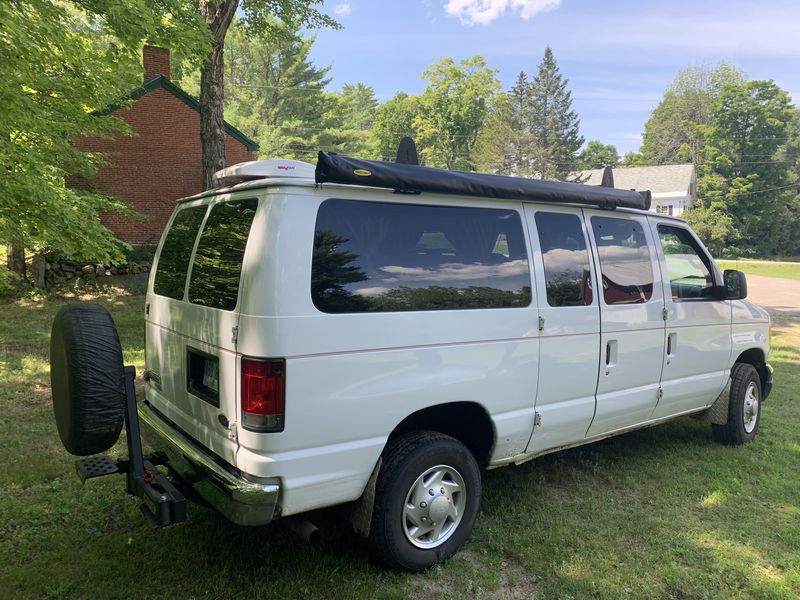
xmin=6 ymin=243 xmax=25 ymax=278
xmin=199 ymin=0 xmax=239 ymax=191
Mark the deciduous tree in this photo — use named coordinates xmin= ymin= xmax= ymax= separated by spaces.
xmin=414 ymin=57 xmax=500 ymax=170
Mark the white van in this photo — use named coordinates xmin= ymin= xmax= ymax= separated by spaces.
xmin=50 ymin=153 xmax=772 ymax=571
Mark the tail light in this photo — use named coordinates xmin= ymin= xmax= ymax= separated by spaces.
xmin=241 ymin=357 xmax=285 ymax=432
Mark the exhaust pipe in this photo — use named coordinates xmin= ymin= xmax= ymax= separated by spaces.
xmin=286 ymin=517 xmax=323 ymax=546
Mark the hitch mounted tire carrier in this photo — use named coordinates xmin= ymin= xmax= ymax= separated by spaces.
xmin=75 ymin=365 xmax=187 ymax=528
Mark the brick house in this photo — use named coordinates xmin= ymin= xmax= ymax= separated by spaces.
xmin=75 ymin=46 xmax=259 ymax=245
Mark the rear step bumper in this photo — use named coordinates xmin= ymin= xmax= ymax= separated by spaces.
xmin=138 ymin=401 xmax=280 ymax=526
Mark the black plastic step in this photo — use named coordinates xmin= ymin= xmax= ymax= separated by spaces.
xmin=76 ymin=455 xmax=120 ymax=482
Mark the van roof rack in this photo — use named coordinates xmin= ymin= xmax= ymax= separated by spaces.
xmin=315 ymin=150 xmax=651 ymax=211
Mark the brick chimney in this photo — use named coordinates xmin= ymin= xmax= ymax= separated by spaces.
xmin=143 ymin=45 xmax=171 ymax=81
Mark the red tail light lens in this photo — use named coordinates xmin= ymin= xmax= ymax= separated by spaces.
xmin=241 ymin=358 xmax=285 ymax=432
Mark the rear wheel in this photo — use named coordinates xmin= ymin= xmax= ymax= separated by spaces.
xmin=712 ymin=363 xmax=761 ymax=446
xmin=369 ymin=431 xmax=481 ymax=571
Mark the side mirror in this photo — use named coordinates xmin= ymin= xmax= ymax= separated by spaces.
xmin=723 ymin=269 xmax=748 ymax=300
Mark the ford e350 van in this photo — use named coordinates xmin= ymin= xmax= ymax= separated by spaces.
xmin=50 ymin=151 xmax=773 ymax=571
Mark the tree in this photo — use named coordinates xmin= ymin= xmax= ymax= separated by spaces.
xmin=472 ymin=94 xmax=523 ymax=174
xmin=0 ymin=0 xmax=203 ymax=279
xmin=221 ymin=20 xmax=331 ymax=161
xmin=413 ymin=56 xmax=500 ymax=170
xmin=695 ymin=80 xmax=795 ymax=256
xmin=317 ymin=83 xmax=379 ymax=158
xmin=527 ymin=47 xmax=584 ymax=180
xmin=197 ymin=0 xmax=338 ymax=190
xmin=640 ymin=63 xmax=745 ymax=165
xmin=576 ymin=141 xmax=620 ymax=170
xmin=372 ymin=92 xmax=420 ymax=161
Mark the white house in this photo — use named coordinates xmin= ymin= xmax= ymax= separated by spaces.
xmin=580 ymin=164 xmax=696 ymax=217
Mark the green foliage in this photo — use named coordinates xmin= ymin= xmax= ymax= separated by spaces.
xmin=0 ymin=0 xmax=206 ymax=265
xmin=217 ymin=19 xmax=332 ymax=160
xmin=527 ymin=47 xmax=584 ymax=180
xmin=683 ymin=207 xmax=739 ymax=258
xmin=414 ymin=56 xmax=500 ymax=170
xmin=472 ymin=94 xmax=524 ymax=174
xmin=640 ymin=63 xmax=745 ymax=165
xmin=576 ymin=140 xmax=620 ymax=170
xmin=372 ymin=92 xmax=420 ymax=161
xmin=318 ymin=83 xmax=379 ymax=157
xmin=696 ymin=80 xmax=796 ymax=256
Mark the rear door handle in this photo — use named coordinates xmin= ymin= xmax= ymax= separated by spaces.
xmin=605 ymin=340 xmax=618 ymax=374
xmin=667 ymin=333 xmax=677 ymax=362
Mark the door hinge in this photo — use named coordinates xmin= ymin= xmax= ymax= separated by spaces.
xmin=231 ymin=326 xmax=239 ymax=345
xmin=657 ymin=387 xmax=664 ymax=401
xmin=662 ymin=307 xmax=668 ymax=321
xmin=227 ymin=420 xmax=238 ymax=441
xmin=145 ymin=302 xmax=150 ymax=316
xmin=534 ymin=412 xmax=542 ymax=427
xmin=538 ymin=316 xmax=545 ymax=331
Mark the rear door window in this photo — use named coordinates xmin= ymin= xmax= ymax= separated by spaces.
xmin=188 ymin=198 xmax=258 ymax=311
xmin=535 ymin=212 xmax=593 ymax=307
xmin=590 ymin=216 xmax=654 ymax=305
xmin=312 ymin=199 xmax=532 ymax=313
xmin=153 ymin=205 xmax=207 ymax=300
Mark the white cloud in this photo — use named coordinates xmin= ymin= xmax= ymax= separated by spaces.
xmin=333 ymin=1 xmax=352 ymax=17
xmin=444 ymin=0 xmax=561 ymax=25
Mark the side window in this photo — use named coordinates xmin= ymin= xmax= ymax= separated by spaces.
xmin=535 ymin=212 xmax=593 ymax=307
xmin=188 ymin=198 xmax=258 ymax=311
xmin=153 ymin=205 xmax=207 ymax=300
xmin=311 ymin=199 xmax=532 ymax=313
xmin=657 ymin=225 xmax=715 ymax=299
xmin=591 ymin=216 xmax=654 ymax=305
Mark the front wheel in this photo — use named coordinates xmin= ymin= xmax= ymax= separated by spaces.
xmin=712 ymin=363 xmax=762 ymax=446
xmin=369 ymin=431 xmax=481 ymax=571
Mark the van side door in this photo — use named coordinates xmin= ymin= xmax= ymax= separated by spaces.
xmin=584 ymin=210 xmax=667 ymax=436
xmin=524 ymin=206 xmax=601 ymax=454
xmin=648 ymin=219 xmax=731 ymax=417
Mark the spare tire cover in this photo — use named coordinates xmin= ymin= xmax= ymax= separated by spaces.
xmin=50 ymin=303 xmax=125 ymax=456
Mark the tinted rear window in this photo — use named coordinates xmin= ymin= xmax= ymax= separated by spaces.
xmin=591 ymin=216 xmax=654 ymax=305
xmin=153 ymin=205 xmax=207 ymax=300
xmin=312 ymin=199 xmax=531 ymax=313
xmin=188 ymin=198 xmax=258 ymax=311
xmin=535 ymin=212 xmax=593 ymax=307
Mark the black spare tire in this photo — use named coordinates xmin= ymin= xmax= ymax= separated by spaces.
xmin=50 ymin=303 xmax=125 ymax=456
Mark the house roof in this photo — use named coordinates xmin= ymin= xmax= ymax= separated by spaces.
xmin=97 ymin=75 xmax=259 ymax=152
xmin=579 ymin=164 xmax=694 ymax=194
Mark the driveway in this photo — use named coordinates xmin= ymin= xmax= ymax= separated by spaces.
xmin=746 ymin=274 xmax=800 ymax=337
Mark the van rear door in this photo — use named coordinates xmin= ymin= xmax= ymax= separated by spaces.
xmin=145 ymin=197 xmax=259 ymax=465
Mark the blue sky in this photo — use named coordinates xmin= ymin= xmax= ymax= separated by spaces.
xmin=311 ymin=0 xmax=800 ymax=155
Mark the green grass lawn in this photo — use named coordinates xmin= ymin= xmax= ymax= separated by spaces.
xmin=717 ymin=260 xmax=800 ymax=281
xmin=1 ymin=286 xmax=798 ymax=599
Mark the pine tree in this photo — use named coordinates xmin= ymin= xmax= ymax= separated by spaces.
xmin=528 ymin=47 xmax=584 ymax=180
xmin=220 ymin=20 xmax=332 ymax=161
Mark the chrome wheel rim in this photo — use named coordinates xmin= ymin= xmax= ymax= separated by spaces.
xmin=743 ymin=381 xmax=760 ymax=434
xmin=402 ymin=464 xmax=466 ymax=549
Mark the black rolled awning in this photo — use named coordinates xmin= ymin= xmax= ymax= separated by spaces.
xmin=315 ymin=152 xmax=651 ymax=211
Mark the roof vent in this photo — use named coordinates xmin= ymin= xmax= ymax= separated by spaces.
xmin=212 ymin=159 xmax=316 ymax=188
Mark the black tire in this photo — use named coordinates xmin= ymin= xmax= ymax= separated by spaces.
xmin=369 ymin=431 xmax=481 ymax=571
xmin=712 ymin=363 xmax=762 ymax=446
xmin=50 ymin=303 xmax=125 ymax=456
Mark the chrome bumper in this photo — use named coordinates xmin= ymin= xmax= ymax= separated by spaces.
xmin=138 ymin=401 xmax=280 ymax=526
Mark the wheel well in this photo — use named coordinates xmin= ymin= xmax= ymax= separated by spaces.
xmin=734 ymin=348 xmax=768 ymax=395
xmin=387 ymin=402 xmax=495 ymax=466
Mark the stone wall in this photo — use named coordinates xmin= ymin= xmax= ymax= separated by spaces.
xmin=36 ymin=255 xmax=151 ymax=288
